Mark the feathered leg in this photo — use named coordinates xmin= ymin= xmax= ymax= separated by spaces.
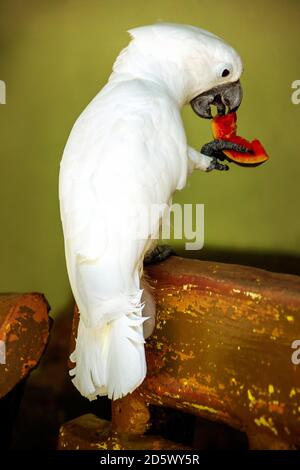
xmin=141 ymin=274 xmax=156 ymax=338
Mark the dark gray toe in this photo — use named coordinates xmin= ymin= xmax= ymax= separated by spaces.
xmin=144 ymin=244 xmax=176 ymax=265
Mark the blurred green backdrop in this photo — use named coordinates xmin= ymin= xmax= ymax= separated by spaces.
xmin=0 ymin=0 xmax=300 ymax=315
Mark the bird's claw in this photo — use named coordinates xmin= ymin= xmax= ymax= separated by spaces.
xmin=144 ymin=244 xmax=176 ymax=265
xmin=201 ymin=139 xmax=253 ymax=171
xmin=207 ymin=157 xmax=229 ymax=171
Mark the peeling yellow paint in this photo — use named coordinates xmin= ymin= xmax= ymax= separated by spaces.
xmin=252 ymin=327 xmax=266 ymax=334
xmin=268 ymin=384 xmax=274 ymax=395
xmin=245 ymin=291 xmax=262 ymax=301
xmin=112 ymin=443 xmax=122 ymax=450
xmin=164 ymin=391 xmax=180 ymax=399
xmin=175 ymin=350 xmax=195 ymax=361
xmin=96 ymin=443 xmax=108 ymax=449
xmin=286 ymin=315 xmax=294 ymax=323
xmin=182 ymin=283 xmax=198 ymax=291
xmin=247 ymin=389 xmax=256 ymax=409
xmin=183 ymin=401 xmax=218 ymax=415
xmin=254 ymin=415 xmax=278 ymax=436
xmin=185 ymin=309 xmax=198 ymax=318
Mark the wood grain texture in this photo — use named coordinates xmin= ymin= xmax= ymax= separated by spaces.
xmin=58 ymin=413 xmax=188 ymax=450
xmin=0 ymin=293 xmax=51 ymax=398
xmin=66 ymin=256 xmax=300 ymax=449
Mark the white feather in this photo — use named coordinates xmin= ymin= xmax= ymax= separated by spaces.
xmin=59 ymin=23 xmax=243 ymax=400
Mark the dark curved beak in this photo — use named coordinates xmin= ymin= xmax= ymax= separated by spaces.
xmin=190 ymin=80 xmax=243 ymax=119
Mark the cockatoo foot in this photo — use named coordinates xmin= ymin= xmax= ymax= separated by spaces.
xmin=144 ymin=244 xmax=176 ymax=265
xmin=207 ymin=156 xmax=229 ymax=171
xmin=201 ymin=139 xmax=253 ymax=171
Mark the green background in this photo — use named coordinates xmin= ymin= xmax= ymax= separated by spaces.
xmin=0 ymin=0 xmax=300 ymax=315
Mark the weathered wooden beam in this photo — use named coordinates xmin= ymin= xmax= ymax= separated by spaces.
xmin=0 ymin=293 xmax=51 ymax=448
xmin=0 ymin=293 xmax=51 ymax=398
xmin=58 ymin=413 xmax=188 ymax=450
xmin=61 ymin=256 xmax=300 ymax=449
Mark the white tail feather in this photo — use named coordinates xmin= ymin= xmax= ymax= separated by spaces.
xmin=69 ymin=319 xmax=108 ymax=400
xmin=70 ymin=291 xmax=147 ymax=400
xmin=106 ymin=313 xmax=147 ymax=399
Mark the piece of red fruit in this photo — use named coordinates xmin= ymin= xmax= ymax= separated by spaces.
xmin=212 ymin=112 xmax=269 ymax=166
xmin=212 ymin=112 xmax=238 ymax=140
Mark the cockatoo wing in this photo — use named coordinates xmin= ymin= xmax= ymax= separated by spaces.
xmin=60 ymin=79 xmax=185 ymax=314
xmin=59 ymin=79 xmax=187 ymax=399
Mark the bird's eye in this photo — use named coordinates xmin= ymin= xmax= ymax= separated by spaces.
xmin=217 ymin=64 xmax=233 ymax=80
xmin=221 ymin=68 xmax=230 ymax=77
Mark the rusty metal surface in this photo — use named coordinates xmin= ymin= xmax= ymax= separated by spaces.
xmin=69 ymin=256 xmax=300 ymax=449
xmin=0 ymin=293 xmax=51 ymax=398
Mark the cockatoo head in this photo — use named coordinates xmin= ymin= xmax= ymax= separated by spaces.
xmin=115 ymin=23 xmax=243 ymax=118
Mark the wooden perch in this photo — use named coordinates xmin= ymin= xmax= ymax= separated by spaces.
xmin=0 ymin=293 xmax=51 ymax=447
xmin=59 ymin=257 xmax=300 ymax=450
xmin=0 ymin=293 xmax=51 ymax=398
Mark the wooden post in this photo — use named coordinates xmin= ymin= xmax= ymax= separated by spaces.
xmin=0 ymin=293 xmax=51 ymax=448
xmin=59 ymin=257 xmax=300 ymax=449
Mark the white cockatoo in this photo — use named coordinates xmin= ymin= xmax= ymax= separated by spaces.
xmin=59 ymin=23 xmax=246 ymax=401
